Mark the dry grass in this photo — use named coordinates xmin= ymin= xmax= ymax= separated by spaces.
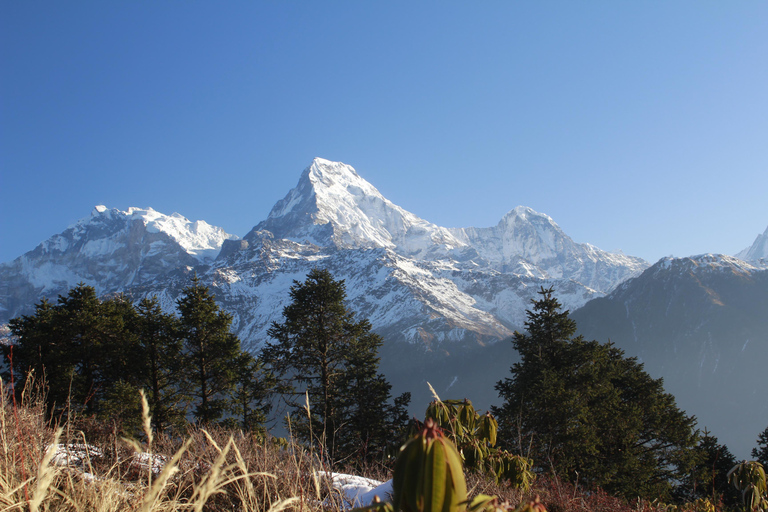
xmin=0 ymin=376 xmax=349 ymax=512
xmin=465 ymin=472 xmax=674 ymax=512
xmin=0 ymin=376 xmax=703 ymax=512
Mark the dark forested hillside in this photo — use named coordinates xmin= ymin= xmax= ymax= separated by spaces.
xmin=571 ymin=254 xmax=768 ymax=458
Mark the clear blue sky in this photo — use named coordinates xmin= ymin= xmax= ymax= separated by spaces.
xmin=1 ymin=2 xmax=766 ymax=264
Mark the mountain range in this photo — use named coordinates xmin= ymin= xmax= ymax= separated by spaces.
xmin=1 ymin=157 xmax=766 ymax=458
xmin=0 ymin=158 xmax=647 ymax=347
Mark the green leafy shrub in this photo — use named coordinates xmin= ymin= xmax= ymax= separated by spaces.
xmin=728 ymin=461 xmax=768 ymax=511
xmin=393 ymin=417 xmax=468 ymax=512
xmin=423 ymin=399 xmax=534 ymax=490
xmin=354 ymin=417 xmax=545 ymax=512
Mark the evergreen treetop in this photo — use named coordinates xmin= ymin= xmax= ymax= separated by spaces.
xmin=260 ymin=268 xmax=409 ymax=465
xmin=493 ymin=286 xmax=700 ymax=501
xmin=177 ymin=274 xmax=243 ymax=425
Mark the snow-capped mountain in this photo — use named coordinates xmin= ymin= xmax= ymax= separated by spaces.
xmin=254 ymin=158 xmax=475 ymax=260
xmin=252 ymin=158 xmax=646 ymax=293
xmin=0 ymin=158 xmax=648 ymax=352
xmin=449 ymin=206 xmax=646 ymax=291
xmin=192 ymin=158 xmax=647 ymax=349
xmin=571 ymin=253 xmax=768 ymax=458
xmin=737 ymin=224 xmax=768 ymax=263
xmin=0 ymin=206 xmax=237 ymax=320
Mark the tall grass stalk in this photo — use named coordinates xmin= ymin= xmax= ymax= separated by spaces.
xmin=136 ymin=437 xmax=191 ymax=512
xmin=28 ymin=428 xmax=61 ymax=512
xmin=141 ymin=389 xmax=154 ymax=488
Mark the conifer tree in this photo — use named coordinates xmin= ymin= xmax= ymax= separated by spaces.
xmin=753 ymin=426 xmax=768 ymax=468
xmin=55 ymin=284 xmax=111 ymax=413
xmin=95 ymin=293 xmax=146 ymax=428
xmin=338 ymin=325 xmax=410 ymax=463
xmin=493 ymin=286 xmax=699 ymax=501
xmin=261 ymin=268 xmax=409 ymax=464
xmin=177 ymin=275 xmax=242 ymax=424
xmin=135 ymin=297 xmax=185 ymax=432
xmin=6 ymin=298 xmax=59 ymax=403
xmin=98 ymin=294 xmax=142 ymax=390
xmin=5 ymin=284 xmax=140 ymax=416
xmin=678 ymin=429 xmax=739 ymax=507
xmin=225 ymin=352 xmax=278 ymax=432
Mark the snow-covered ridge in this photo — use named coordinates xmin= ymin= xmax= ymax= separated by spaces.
xmin=451 ymin=205 xmax=646 ymax=284
xmin=0 ymin=205 xmax=238 ymax=322
xmin=199 ymin=158 xmax=651 ymax=348
xmin=609 ymin=253 xmax=768 ymax=298
xmin=655 ymin=254 xmax=767 ymax=274
xmin=2 ymin=157 xmax=651 ymax=348
xmin=57 ymin=205 xmax=238 ymax=262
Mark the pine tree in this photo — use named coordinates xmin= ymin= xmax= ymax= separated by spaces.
xmin=337 ymin=326 xmax=407 ymax=463
xmin=5 ymin=284 xmax=140 ymax=417
xmin=177 ymin=275 xmax=242 ymax=425
xmin=55 ymin=284 xmax=111 ymax=413
xmin=98 ymin=294 xmax=142 ymax=391
xmin=94 ymin=293 xmax=145 ymax=429
xmin=135 ymin=297 xmax=185 ymax=432
xmin=493 ymin=287 xmax=700 ymax=501
xmin=8 ymin=280 xmax=270 ymax=432
xmin=261 ymin=268 xmax=408 ymax=464
xmin=679 ymin=429 xmax=739 ymax=508
xmin=6 ymin=297 xmax=62 ymax=408
xmin=225 ymin=352 xmax=277 ymax=432
xmin=753 ymin=426 xmax=768 ymax=468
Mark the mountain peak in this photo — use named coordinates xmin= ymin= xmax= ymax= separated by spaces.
xmin=245 ymin=159 xmax=648 ymax=291
xmin=500 ymin=206 xmax=557 ymax=227
xmin=737 ymin=224 xmax=768 ymax=263
xmin=261 ymin=158 xmax=379 ymax=223
xmin=449 ymin=204 xmax=647 ymax=290
xmin=0 ymin=205 xmax=237 ymax=320
xmin=253 ymin=159 xmax=465 ymax=256
xmin=304 ymin=158 xmax=383 ymax=212
xmin=307 ymin=157 xmax=361 ymax=180
xmin=508 ymin=205 xmax=545 ymax=217
xmin=57 ymin=206 xmax=236 ymax=262
xmin=652 ymin=253 xmax=764 ymax=276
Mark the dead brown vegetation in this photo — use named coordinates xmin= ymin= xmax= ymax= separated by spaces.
xmin=0 ymin=376 xmax=689 ymax=512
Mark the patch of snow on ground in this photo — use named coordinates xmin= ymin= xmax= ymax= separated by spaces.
xmin=318 ymin=472 xmax=393 ymax=509
xmin=131 ymin=452 xmax=168 ymax=475
xmin=50 ymin=444 xmax=103 ymax=468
